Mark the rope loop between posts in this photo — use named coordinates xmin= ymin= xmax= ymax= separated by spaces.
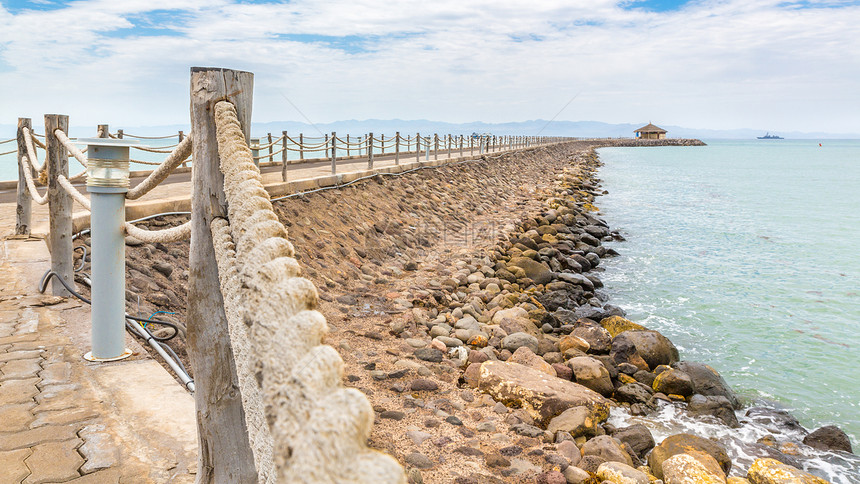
xmin=126 ymin=135 xmax=193 ymax=200
xmin=211 ymin=99 xmax=405 ymax=483
xmin=120 ymin=132 xmax=178 ymax=140
xmin=22 ymin=127 xmax=46 ymax=172
xmin=124 ymin=220 xmax=191 ymax=243
xmin=19 ymin=154 xmax=48 ymax=205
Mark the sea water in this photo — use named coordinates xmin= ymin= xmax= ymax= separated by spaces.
xmin=597 ymin=140 xmax=860 ymax=481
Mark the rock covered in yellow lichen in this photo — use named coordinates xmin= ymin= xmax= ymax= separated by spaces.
xmin=661 ymin=453 xmax=726 ymax=483
xmin=600 ymin=315 xmax=647 ymax=337
xmin=747 ymin=458 xmax=830 ymax=484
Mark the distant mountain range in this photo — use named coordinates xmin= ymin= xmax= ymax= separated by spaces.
xmin=2 ymin=119 xmax=857 ymax=140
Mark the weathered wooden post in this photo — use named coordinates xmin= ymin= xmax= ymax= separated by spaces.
xmin=395 ymin=131 xmax=400 ymax=165
xmin=367 ymin=132 xmax=374 ymax=169
xmin=470 ymin=136 xmax=474 ymax=156
xmin=251 ymin=138 xmax=260 ymax=167
xmin=267 ymin=133 xmax=274 ymax=163
xmin=299 ymin=133 xmax=304 ymax=161
xmin=188 ymin=67 xmax=258 ymax=484
xmin=380 ymin=133 xmax=385 ymax=155
xmin=346 ymin=134 xmax=351 ymax=157
xmin=459 ymin=135 xmax=463 ymax=157
xmin=281 ymin=131 xmax=288 ymax=181
xmin=45 ymin=115 xmax=73 ymax=297
xmin=434 ymin=134 xmax=439 ymax=160
xmin=330 ymin=131 xmax=337 ymax=175
xmin=416 ymin=133 xmax=421 ymax=162
xmin=446 ymin=134 xmax=451 ymax=158
xmin=179 ymin=130 xmax=189 ymax=168
xmin=425 ymin=135 xmax=430 ymax=161
xmin=15 ymin=118 xmax=32 ymax=236
xmin=97 ymin=124 xmax=110 ymax=138
xmin=117 ymin=129 xmax=124 ymax=139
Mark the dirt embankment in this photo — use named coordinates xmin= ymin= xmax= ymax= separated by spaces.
xmin=77 ymin=138 xmax=774 ymax=483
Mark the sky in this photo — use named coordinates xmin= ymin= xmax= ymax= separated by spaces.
xmin=1 ymin=0 xmax=859 ymax=134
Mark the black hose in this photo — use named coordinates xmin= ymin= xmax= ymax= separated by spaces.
xmin=39 ymin=270 xmax=179 ymax=341
xmin=73 ymin=245 xmax=88 ymax=272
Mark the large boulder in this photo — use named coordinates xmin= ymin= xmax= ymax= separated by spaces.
xmin=612 ymin=424 xmax=655 ymax=459
xmin=614 ymin=330 xmax=679 ymax=369
xmin=652 ymin=368 xmax=694 ymax=398
xmin=568 ymin=356 xmax=614 ymax=396
xmin=661 ymin=453 xmax=725 ymax=484
xmin=508 ymin=257 xmax=553 ymax=285
xmin=477 ymin=361 xmax=610 ymax=427
xmin=600 ymin=316 xmax=647 ymax=337
xmin=687 ymin=394 xmax=740 ymax=428
xmin=581 ymin=435 xmax=634 ymax=467
xmin=648 ymin=434 xmax=731 ymax=479
xmin=802 ymin=425 xmax=853 ymax=453
xmin=747 ymin=458 xmax=830 ymax=484
xmin=674 ymin=361 xmax=740 ymax=409
xmin=614 ymin=382 xmax=654 ymax=406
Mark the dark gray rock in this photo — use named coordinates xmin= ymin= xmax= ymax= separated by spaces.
xmin=687 ymin=394 xmax=740 ymax=428
xmin=803 ymin=425 xmax=854 ymax=453
xmin=414 ymin=347 xmax=444 ymax=363
xmin=611 ymin=424 xmax=655 ymax=459
xmin=674 ymin=360 xmax=740 ymax=409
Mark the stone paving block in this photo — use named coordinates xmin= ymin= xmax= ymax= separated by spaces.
xmin=0 ymin=349 xmax=43 ymax=363
xmin=23 ymin=439 xmax=84 ymax=484
xmin=31 ymin=406 xmax=98 ymax=429
xmin=0 ymin=402 xmax=36 ymax=432
xmin=7 ymin=341 xmax=47 ymax=352
xmin=78 ymin=424 xmax=120 ymax=474
xmin=67 ymin=468 xmax=122 ymax=484
xmin=0 ymin=447 xmax=32 ymax=483
xmin=14 ymin=308 xmax=39 ymax=335
xmin=34 ymin=383 xmax=82 ymax=412
xmin=0 ymin=377 xmax=39 ymax=405
xmin=0 ymin=333 xmax=39 ymax=345
xmin=0 ymin=424 xmax=78 ymax=451
xmin=37 ymin=361 xmax=71 ymax=387
xmin=0 ymin=357 xmax=43 ymax=381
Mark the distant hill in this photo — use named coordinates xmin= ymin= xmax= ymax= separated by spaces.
xmin=1 ymin=119 xmax=857 ymax=140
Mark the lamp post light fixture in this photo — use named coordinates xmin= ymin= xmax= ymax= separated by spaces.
xmin=78 ymin=137 xmax=139 ymax=362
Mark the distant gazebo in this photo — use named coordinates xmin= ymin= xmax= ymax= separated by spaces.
xmin=634 ymin=123 xmax=667 ymax=140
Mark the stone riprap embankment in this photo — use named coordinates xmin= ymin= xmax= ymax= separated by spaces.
xmin=112 ymin=138 xmax=851 ymax=482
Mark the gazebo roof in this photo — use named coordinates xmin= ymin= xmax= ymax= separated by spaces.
xmin=634 ymin=123 xmax=667 ymax=133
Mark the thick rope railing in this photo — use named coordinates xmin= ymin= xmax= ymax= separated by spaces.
xmin=54 ymin=129 xmax=89 ymax=169
xmin=211 ymin=100 xmax=404 ymax=483
xmin=124 ymin=220 xmax=191 ymax=243
xmin=126 ymin=135 xmax=193 ymax=200
xmin=23 ymin=127 xmax=46 ymax=172
xmin=19 ymin=152 xmax=48 ymax=205
xmin=57 ymin=175 xmax=91 ymax=211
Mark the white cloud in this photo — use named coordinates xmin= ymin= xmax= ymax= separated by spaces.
xmin=0 ymin=0 xmax=858 ymax=133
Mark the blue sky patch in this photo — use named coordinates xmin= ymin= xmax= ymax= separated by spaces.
xmin=509 ymin=33 xmax=545 ymax=43
xmin=101 ymin=9 xmax=190 ymax=38
xmin=2 ymin=0 xmax=67 ymax=14
xmin=621 ymin=0 xmax=693 ymax=12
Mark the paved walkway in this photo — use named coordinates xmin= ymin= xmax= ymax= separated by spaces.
xmin=0 ymin=142 xmax=527 ymax=482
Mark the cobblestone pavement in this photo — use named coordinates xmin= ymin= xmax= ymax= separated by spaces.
xmin=0 ymin=238 xmax=196 ymax=483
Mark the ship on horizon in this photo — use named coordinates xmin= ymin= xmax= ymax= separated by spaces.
xmin=757 ymin=132 xmax=784 ymax=139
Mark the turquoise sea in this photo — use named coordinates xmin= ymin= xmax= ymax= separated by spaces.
xmin=598 ymin=140 xmax=860 ymax=481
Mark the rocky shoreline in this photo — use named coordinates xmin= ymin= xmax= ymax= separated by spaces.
xmin=83 ymin=139 xmax=855 ymax=483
